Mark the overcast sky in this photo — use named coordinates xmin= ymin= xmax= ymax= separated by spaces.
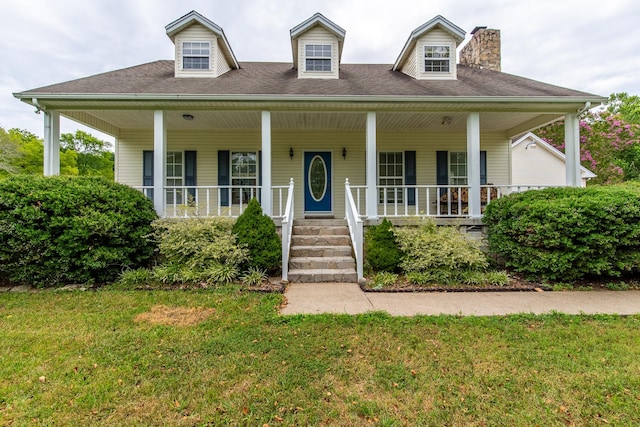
xmin=1 ymin=0 xmax=639 ymax=142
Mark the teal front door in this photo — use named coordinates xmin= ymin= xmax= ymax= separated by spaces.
xmin=304 ymin=151 xmax=332 ymax=214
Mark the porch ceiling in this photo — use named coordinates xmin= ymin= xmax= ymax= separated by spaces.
xmin=62 ymin=109 xmax=563 ymax=136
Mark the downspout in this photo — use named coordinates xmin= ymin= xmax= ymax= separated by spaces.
xmin=577 ymin=101 xmax=591 ymax=116
xmin=32 ymin=98 xmax=45 ymax=114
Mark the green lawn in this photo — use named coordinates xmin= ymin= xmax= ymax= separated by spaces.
xmin=1 ymin=289 xmax=639 ymax=426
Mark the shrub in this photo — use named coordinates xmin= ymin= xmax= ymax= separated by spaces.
xmin=371 ymin=271 xmax=399 ymax=289
xmin=484 ymin=184 xmax=640 ymax=281
xmin=394 ymin=220 xmax=488 ymax=274
xmin=0 ymin=175 xmax=157 ymax=287
xmin=232 ymin=198 xmax=281 ymax=273
xmin=365 ymin=218 xmax=402 ymax=272
xmin=147 ymin=217 xmax=248 ymax=285
xmin=241 ymin=267 xmax=268 ymax=286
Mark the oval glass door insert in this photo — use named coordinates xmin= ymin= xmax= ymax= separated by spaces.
xmin=308 ymin=155 xmax=328 ymax=202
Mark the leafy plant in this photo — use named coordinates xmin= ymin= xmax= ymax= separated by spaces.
xmin=484 ymin=184 xmax=640 ymax=281
xmin=116 ymin=268 xmax=156 ymax=288
xmin=371 ymin=271 xmax=399 ymax=289
xmin=232 ymin=198 xmax=281 ymax=273
xmin=241 ymin=267 xmax=268 ymax=286
xmin=0 ymin=175 xmax=157 ymax=287
xmin=205 ymin=264 xmax=239 ymax=284
xmin=365 ymin=218 xmax=402 ymax=272
xmin=394 ymin=219 xmax=488 ymax=274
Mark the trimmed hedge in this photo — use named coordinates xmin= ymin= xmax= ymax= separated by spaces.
xmin=483 ymin=184 xmax=640 ymax=281
xmin=0 ymin=175 xmax=157 ymax=286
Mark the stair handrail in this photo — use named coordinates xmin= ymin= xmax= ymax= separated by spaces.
xmin=345 ymin=178 xmax=364 ymax=281
xmin=281 ymin=178 xmax=295 ymax=281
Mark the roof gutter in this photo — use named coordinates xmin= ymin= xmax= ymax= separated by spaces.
xmin=14 ymin=92 xmax=607 ymax=105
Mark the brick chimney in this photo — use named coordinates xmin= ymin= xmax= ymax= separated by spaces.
xmin=459 ymin=26 xmax=501 ymax=71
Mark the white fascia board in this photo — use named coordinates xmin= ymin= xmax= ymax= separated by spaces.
xmin=14 ymin=93 xmax=606 ymax=106
xmin=393 ymin=15 xmax=466 ymax=71
xmin=290 ymin=13 xmax=346 ymax=40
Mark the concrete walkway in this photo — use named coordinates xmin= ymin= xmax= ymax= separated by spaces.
xmin=281 ymin=282 xmax=640 ymax=316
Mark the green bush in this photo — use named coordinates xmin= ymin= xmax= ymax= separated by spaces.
xmin=394 ymin=220 xmax=488 ymax=274
xmin=0 ymin=175 xmax=157 ymax=287
xmin=483 ymin=184 xmax=640 ymax=281
xmin=365 ymin=218 xmax=402 ymax=272
xmin=148 ymin=217 xmax=248 ymax=285
xmin=232 ymin=198 xmax=281 ymax=273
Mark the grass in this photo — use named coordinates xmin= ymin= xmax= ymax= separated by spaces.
xmin=1 ymin=289 xmax=639 ymax=426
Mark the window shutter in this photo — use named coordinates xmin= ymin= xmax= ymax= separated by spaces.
xmin=405 ymin=151 xmax=416 ymax=205
xmin=436 ymin=151 xmax=448 ymax=197
xmin=185 ymin=151 xmax=197 ymax=201
xmin=480 ymin=151 xmax=487 ymax=185
xmin=218 ymin=150 xmax=230 ymax=206
xmin=142 ymin=150 xmax=154 ymax=201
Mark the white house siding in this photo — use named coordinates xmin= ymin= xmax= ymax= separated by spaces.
xmin=116 ymin=129 xmax=509 ymax=218
xmin=297 ymin=26 xmax=340 ymax=79
xmin=400 ymin=47 xmax=417 ymax=79
xmin=415 ymin=28 xmax=457 ymax=80
xmin=216 ymin=39 xmax=231 ymax=76
xmin=174 ymin=23 xmax=220 ymax=78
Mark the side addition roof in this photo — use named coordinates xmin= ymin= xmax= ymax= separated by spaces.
xmin=512 ymin=132 xmax=597 ymax=178
xmin=393 ymin=15 xmax=466 ymax=71
xmin=165 ymin=10 xmax=239 ymax=69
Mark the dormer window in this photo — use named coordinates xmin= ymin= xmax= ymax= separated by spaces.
xmin=182 ymin=41 xmax=210 ymax=70
xmin=305 ymin=44 xmax=332 ymax=72
xmin=424 ymin=45 xmax=450 ymax=72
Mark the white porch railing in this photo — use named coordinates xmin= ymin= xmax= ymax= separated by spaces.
xmin=345 ymin=179 xmax=364 ymax=281
xmin=134 ymin=185 xmax=290 ymax=219
xmin=347 ymin=184 xmax=551 ymax=218
xmin=280 ymin=178 xmax=295 ymax=282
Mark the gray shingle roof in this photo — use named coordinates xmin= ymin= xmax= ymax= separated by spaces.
xmin=18 ymin=60 xmax=599 ymax=99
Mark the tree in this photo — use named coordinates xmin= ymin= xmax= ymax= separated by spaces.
xmin=536 ymin=95 xmax=640 ymax=185
xmin=60 ymin=130 xmax=114 ymax=179
xmin=0 ymin=127 xmax=22 ymax=176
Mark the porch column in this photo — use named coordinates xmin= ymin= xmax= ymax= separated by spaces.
xmin=564 ymin=113 xmax=581 ymax=187
xmin=43 ymin=111 xmax=60 ymax=176
xmin=261 ymin=111 xmax=272 ymax=216
xmin=466 ymin=112 xmax=481 ymax=218
xmin=153 ymin=110 xmax=166 ymax=216
xmin=366 ymin=111 xmax=378 ymax=220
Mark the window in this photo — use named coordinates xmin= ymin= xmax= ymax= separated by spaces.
xmin=449 ymin=152 xmax=467 ymax=185
xmin=424 ymin=45 xmax=450 ymax=72
xmin=378 ymin=152 xmax=404 ymax=203
xmin=305 ymin=44 xmax=332 ymax=72
xmin=182 ymin=41 xmax=210 ymax=70
xmin=166 ymin=151 xmax=184 ymax=204
xmin=231 ymin=152 xmax=258 ymax=204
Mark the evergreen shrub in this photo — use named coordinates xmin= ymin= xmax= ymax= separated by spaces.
xmin=483 ymin=184 xmax=640 ymax=281
xmin=365 ymin=218 xmax=402 ymax=272
xmin=232 ymin=198 xmax=281 ymax=273
xmin=0 ymin=175 xmax=157 ymax=286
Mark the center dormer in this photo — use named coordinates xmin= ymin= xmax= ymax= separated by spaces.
xmin=290 ymin=13 xmax=345 ymax=79
xmin=165 ymin=10 xmax=239 ymax=78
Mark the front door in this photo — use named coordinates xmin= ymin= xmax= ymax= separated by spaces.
xmin=304 ymin=151 xmax=332 ymax=214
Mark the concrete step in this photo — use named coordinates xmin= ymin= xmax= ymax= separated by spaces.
xmin=291 ymin=234 xmax=351 ymax=247
xmin=287 ymin=269 xmax=358 ymax=283
xmin=289 ymin=256 xmax=355 ymax=270
xmin=294 ymin=219 xmax=347 ymax=227
xmin=292 ymin=225 xmax=349 ymax=236
xmin=290 ymin=245 xmax=353 ymax=257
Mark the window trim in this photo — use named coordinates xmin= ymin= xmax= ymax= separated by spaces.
xmin=378 ymin=151 xmax=404 ymax=203
xmin=166 ymin=151 xmax=184 ymax=204
xmin=304 ymin=44 xmax=332 ymax=72
xmin=182 ymin=41 xmax=211 ymax=71
xmin=449 ymin=151 xmax=468 ymax=185
xmin=424 ymin=45 xmax=451 ymax=73
xmin=230 ymin=151 xmax=259 ymax=204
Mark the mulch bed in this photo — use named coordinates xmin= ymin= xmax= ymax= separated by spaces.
xmin=360 ymin=275 xmax=552 ymax=293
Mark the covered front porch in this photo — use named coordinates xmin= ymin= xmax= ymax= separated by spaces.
xmin=39 ymin=102 xmax=584 ymax=223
